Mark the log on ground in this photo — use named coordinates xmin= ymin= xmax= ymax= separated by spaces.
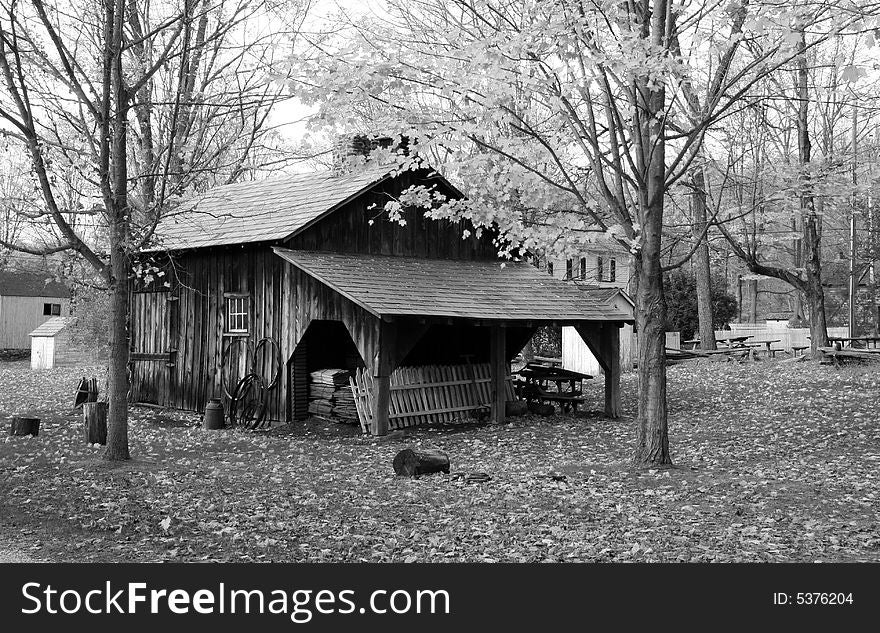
xmin=393 ymin=448 xmax=450 ymax=477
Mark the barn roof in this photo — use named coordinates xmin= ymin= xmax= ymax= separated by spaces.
xmin=572 ymin=283 xmax=634 ymax=307
xmin=29 ymin=316 xmax=73 ymax=337
xmin=273 ymin=248 xmax=633 ymax=323
xmin=148 ymin=166 xmax=392 ymax=251
xmin=0 ymin=270 xmax=70 ymax=298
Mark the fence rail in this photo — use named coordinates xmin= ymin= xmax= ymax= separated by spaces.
xmin=350 ymin=363 xmax=516 ymax=434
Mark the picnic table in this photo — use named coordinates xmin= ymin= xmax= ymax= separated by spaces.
xmin=827 ymin=336 xmax=880 ymax=349
xmin=513 ymin=363 xmax=592 ymax=413
xmin=742 ymin=339 xmax=782 ymax=357
xmin=682 ymin=335 xmax=751 ymax=350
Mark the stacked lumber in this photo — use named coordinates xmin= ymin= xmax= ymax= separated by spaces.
xmin=308 ymin=369 xmax=358 ymax=423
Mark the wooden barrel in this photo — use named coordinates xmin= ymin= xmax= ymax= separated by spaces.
xmin=9 ymin=416 xmax=40 ymax=437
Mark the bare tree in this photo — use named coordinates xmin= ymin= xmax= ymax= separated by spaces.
xmin=0 ymin=0 xmax=303 ymax=460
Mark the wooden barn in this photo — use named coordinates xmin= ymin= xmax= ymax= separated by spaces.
xmin=0 ymin=270 xmax=70 ymax=349
xmin=135 ymin=149 xmax=633 ymax=434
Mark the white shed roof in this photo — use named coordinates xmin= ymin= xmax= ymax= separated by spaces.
xmin=29 ymin=317 xmax=73 ymax=337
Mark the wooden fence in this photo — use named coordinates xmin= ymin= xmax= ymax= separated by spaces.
xmin=350 ymin=363 xmax=516 ymax=434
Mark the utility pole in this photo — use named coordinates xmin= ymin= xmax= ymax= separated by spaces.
xmin=849 ymin=104 xmax=857 ymax=338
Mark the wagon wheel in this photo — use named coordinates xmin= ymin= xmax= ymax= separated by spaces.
xmin=252 ymin=337 xmax=282 ymax=391
xmin=229 ymin=373 xmax=267 ymax=430
xmin=221 ymin=337 xmax=254 ymax=400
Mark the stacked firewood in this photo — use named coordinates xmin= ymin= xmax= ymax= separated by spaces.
xmin=308 ymin=369 xmax=358 ymax=423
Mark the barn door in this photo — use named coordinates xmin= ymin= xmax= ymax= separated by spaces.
xmin=130 ymin=292 xmax=177 ymax=405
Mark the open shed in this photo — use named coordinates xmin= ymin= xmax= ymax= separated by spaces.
xmin=135 ymin=147 xmax=634 ymax=433
xmin=272 ymin=249 xmax=632 ymax=433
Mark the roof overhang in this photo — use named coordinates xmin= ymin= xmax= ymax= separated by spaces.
xmin=273 ymin=248 xmax=634 ymax=324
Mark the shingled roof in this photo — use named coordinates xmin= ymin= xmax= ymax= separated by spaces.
xmin=149 ymin=166 xmax=391 ymax=251
xmin=0 ymin=270 xmax=70 ymax=298
xmin=273 ymin=248 xmax=633 ymax=322
xmin=29 ymin=316 xmax=73 ymax=337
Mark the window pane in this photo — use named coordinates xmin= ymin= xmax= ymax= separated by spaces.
xmin=226 ymin=296 xmax=249 ymax=332
xmin=51 ymin=304 xmax=61 ymax=315
xmin=610 ymin=259 xmax=616 ymax=282
xmin=43 ymin=304 xmax=51 ymax=315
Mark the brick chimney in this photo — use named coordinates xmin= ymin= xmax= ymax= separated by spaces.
xmin=330 ymin=134 xmax=409 ymax=176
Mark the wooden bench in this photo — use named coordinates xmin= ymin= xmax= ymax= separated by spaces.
xmin=819 ymin=346 xmax=880 ymax=367
xmin=538 ymin=392 xmax=586 ymax=413
xmin=515 ymin=382 xmax=585 ymax=413
xmin=790 ymin=345 xmax=808 ymax=356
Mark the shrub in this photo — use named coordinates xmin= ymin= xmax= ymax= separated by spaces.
xmin=664 ymin=272 xmax=738 ymax=340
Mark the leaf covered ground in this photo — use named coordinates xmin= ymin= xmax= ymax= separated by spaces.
xmin=1 ymin=358 xmax=878 ymax=562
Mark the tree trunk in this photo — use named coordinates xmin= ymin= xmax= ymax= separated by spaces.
xmin=104 ymin=0 xmax=132 ymax=461
xmin=631 ymin=1 xmax=671 ymax=467
xmin=804 ymin=215 xmax=829 ymax=350
xmin=104 ymin=231 xmax=131 ymax=460
xmin=392 ymin=448 xmax=450 ymax=477
xmin=691 ymin=168 xmax=716 ymax=350
xmin=633 ymin=240 xmax=671 ymax=465
xmin=748 ymin=279 xmax=758 ymax=323
xmin=736 ymin=274 xmax=742 ymax=321
xmin=795 ymin=28 xmax=828 ymax=352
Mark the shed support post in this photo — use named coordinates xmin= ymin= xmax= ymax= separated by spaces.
xmin=574 ymin=323 xmax=622 ymax=418
xmin=490 ymin=324 xmax=507 ymax=424
xmin=372 ymin=375 xmax=391 ymax=436
xmin=604 ymin=326 xmax=621 ymax=418
xmin=371 ymin=321 xmax=397 ymax=436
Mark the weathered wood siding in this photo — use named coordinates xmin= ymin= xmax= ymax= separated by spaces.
xmin=131 ymin=247 xmax=383 ymax=421
xmin=0 ymin=295 xmax=70 ymax=349
xmin=287 ymin=171 xmax=499 ymax=260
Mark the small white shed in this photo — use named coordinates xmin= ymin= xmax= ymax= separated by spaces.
xmin=30 ymin=317 xmax=75 ymax=369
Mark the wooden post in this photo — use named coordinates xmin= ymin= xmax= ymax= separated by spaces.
xmin=83 ymin=402 xmax=108 ymax=444
xmin=604 ymin=325 xmax=621 ymax=418
xmin=371 ymin=321 xmax=397 ymax=436
xmin=575 ymin=323 xmax=622 ymax=418
xmin=372 ymin=375 xmax=391 ymax=436
xmin=489 ymin=325 xmax=507 ymax=424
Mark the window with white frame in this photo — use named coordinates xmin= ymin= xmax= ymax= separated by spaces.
xmin=596 ymin=256 xmax=617 ymax=283
xmin=225 ymin=294 xmax=249 ymax=333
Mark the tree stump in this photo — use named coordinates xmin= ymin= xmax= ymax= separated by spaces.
xmin=83 ymin=402 xmax=108 ymax=445
xmin=393 ymin=448 xmax=450 ymax=477
xmin=9 ymin=416 xmax=40 ymax=437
